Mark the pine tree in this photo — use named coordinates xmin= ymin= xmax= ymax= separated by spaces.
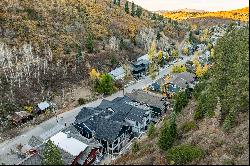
xmin=117 ymin=0 xmax=120 ymax=6
xmin=151 ymin=13 xmax=156 ymax=20
xmin=125 ymin=1 xmax=129 ymax=14
xmin=156 ymin=31 xmax=161 ymax=40
xmin=76 ymin=47 xmax=82 ymax=64
xmin=147 ymin=123 xmax=156 ymax=138
xmin=42 ymin=140 xmax=64 ymax=165
xmin=132 ymin=141 xmax=140 ymax=154
xmin=157 ymin=117 xmax=176 ymax=151
xmin=136 ymin=6 xmax=142 ymax=18
xmin=131 ymin=1 xmax=135 ymax=16
xmin=86 ymin=32 xmax=94 ymax=53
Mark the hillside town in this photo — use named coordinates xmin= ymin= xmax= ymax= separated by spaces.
xmin=0 ymin=20 xmax=241 ymax=165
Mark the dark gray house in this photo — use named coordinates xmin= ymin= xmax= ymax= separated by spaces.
xmin=126 ymin=90 xmax=170 ymax=119
xmin=74 ymin=114 xmax=131 ymax=155
xmin=73 ymin=96 xmax=154 ymax=154
xmin=131 ymin=59 xmax=149 ymax=78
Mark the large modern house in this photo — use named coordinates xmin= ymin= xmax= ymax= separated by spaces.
xmin=126 ymin=90 xmax=170 ymax=120
xmin=73 ymin=96 xmax=154 ymax=155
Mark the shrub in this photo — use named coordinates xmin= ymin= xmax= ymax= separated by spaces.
xmin=223 ymin=111 xmax=235 ymax=132
xmin=179 ymin=121 xmax=196 ymax=134
xmin=222 ymin=159 xmax=235 ymax=165
xmin=166 ymin=144 xmax=204 ymax=165
xmin=172 ymin=65 xmax=186 ymax=73
xmin=147 ymin=123 xmax=156 ymax=139
xmin=173 ymin=91 xmax=189 ymax=113
xmin=158 ymin=113 xmax=177 ymax=151
xmin=194 ymin=89 xmax=217 ymax=121
xmin=78 ymin=98 xmax=87 ymax=105
xmin=132 ymin=141 xmax=140 ymax=154
xmin=94 ymin=74 xmax=114 ymax=95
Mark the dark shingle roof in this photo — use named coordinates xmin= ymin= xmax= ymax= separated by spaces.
xmin=171 ymin=76 xmax=188 ymax=89
xmin=171 ymin=72 xmax=196 ymax=84
xmin=97 ymin=99 xmax=114 ymax=110
xmin=75 ymin=107 xmax=101 ymax=123
xmin=125 ymin=107 xmax=146 ymax=123
xmin=126 ymin=90 xmax=167 ymax=110
xmin=82 ymin=116 xmax=127 ymax=142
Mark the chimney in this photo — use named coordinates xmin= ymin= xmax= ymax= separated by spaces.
xmin=92 ymin=130 xmax=96 ymax=139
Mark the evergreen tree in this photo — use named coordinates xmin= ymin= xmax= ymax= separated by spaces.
xmin=42 ymin=140 xmax=64 ymax=165
xmin=117 ymin=0 xmax=120 ymax=6
xmin=151 ymin=13 xmax=156 ymax=20
xmin=158 ymin=117 xmax=176 ymax=151
xmin=156 ymin=31 xmax=161 ymax=40
xmin=131 ymin=1 xmax=135 ymax=16
xmin=86 ymin=32 xmax=94 ymax=53
xmin=125 ymin=1 xmax=129 ymax=14
xmin=169 ymin=111 xmax=177 ymax=139
xmin=136 ymin=6 xmax=142 ymax=18
xmin=147 ymin=123 xmax=156 ymax=138
xmin=76 ymin=47 xmax=82 ymax=64
xmin=132 ymin=141 xmax=140 ymax=154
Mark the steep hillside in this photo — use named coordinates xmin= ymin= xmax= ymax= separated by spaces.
xmin=113 ymin=26 xmax=249 ymax=165
xmin=162 ymin=7 xmax=249 ymax=22
xmin=0 ymin=0 xmax=186 ymax=113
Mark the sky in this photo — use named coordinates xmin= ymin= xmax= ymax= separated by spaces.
xmin=127 ymin=0 xmax=249 ymax=12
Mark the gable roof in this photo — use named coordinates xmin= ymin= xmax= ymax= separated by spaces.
xmin=75 ymin=107 xmax=101 ymax=124
xmin=137 ymin=54 xmax=150 ymax=62
xmin=126 ymin=90 xmax=168 ymax=110
xmin=177 ymin=72 xmax=196 ymax=83
xmin=171 ymin=76 xmax=188 ymax=89
xmin=38 ymin=101 xmax=50 ymax=110
xmin=50 ymin=132 xmax=88 ymax=156
xmin=82 ymin=116 xmax=128 ymax=142
xmin=109 ymin=67 xmax=125 ymax=78
xmin=170 ymin=72 xmax=196 ymax=89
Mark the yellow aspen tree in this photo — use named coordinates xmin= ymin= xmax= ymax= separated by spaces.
xmin=210 ymin=48 xmax=215 ymax=58
xmin=202 ymin=64 xmax=209 ymax=75
xmin=148 ymin=40 xmax=156 ymax=62
xmin=195 ymin=64 xmax=203 ymax=78
xmin=158 ymin=51 xmax=163 ymax=64
xmin=89 ymin=68 xmax=100 ymax=80
xmin=182 ymin=47 xmax=189 ymax=55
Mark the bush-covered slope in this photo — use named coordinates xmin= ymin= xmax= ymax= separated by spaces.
xmin=0 ymin=0 xmax=186 ymax=110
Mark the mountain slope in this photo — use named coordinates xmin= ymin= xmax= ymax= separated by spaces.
xmin=162 ymin=7 xmax=249 ymax=21
xmin=0 ymin=0 xmax=187 ymax=120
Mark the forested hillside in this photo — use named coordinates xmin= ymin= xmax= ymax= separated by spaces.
xmin=114 ymin=26 xmax=249 ymax=165
xmin=162 ymin=7 xmax=249 ymax=21
xmin=0 ymin=0 xmax=186 ymax=115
